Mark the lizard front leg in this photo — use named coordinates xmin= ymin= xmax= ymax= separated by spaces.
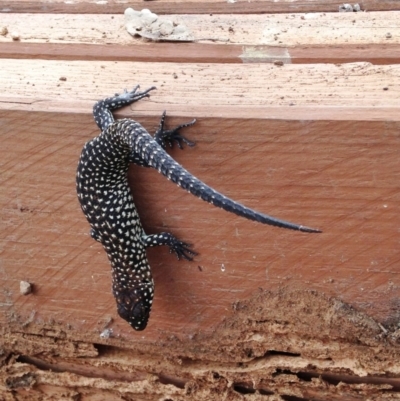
xmin=93 ymin=85 xmax=156 ymax=131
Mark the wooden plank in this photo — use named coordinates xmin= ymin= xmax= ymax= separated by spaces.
xmin=1 ymin=0 xmax=400 ymax=14
xmin=1 ymin=12 xmax=399 ymax=46
xmin=1 ymin=12 xmax=399 ymax=65
xmin=1 ymin=5 xmax=400 ymax=401
xmin=1 ymin=59 xmax=399 ymax=110
xmin=3 ymin=108 xmax=400 ymax=339
xmin=1 ymin=16 xmax=400 ymax=395
xmin=1 ymin=59 xmax=400 ymax=343
xmin=2 ymin=42 xmax=400 ymax=65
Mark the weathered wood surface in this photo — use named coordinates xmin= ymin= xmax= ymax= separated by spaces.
xmin=1 ymin=60 xmax=400 ymax=348
xmin=1 ymin=12 xmax=400 ymax=46
xmin=3 ymin=41 xmax=400 ymax=65
xmin=1 ymin=12 xmax=400 ymax=64
xmin=1 ymin=4 xmax=400 ymax=401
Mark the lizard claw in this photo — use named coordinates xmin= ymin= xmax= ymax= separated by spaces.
xmin=169 ymin=240 xmax=198 ymax=261
xmin=155 ymin=111 xmax=196 ymax=149
xmin=117 ymin=86 xmax=156 ymax=103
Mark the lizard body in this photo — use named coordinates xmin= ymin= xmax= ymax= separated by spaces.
xmin=76 ymin=86 xmax=320 ymax=331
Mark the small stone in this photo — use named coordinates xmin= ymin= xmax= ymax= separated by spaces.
xmin=339 ymin=4 xmax=353 ymax=12
xmin=386 ymin=32 xmax=392 ymax=39
xmin=159 ymin=20 xmax=174 ymax=36
xmin=124 ymin=8 xmax=141 ymax=19
xmin=125 ymin=7 xmax=193 ymax=42
xmin=0 ymin=26 xmax=8 ymax=36
xmin=140 ymin=8 xmax=158 ymax=25
xmin=59 ymin=76 xmax=67 ymax=81
xmin=20 ymin=281 xmax=32 ymax=295
xmin=100 ymin=328 xmax=113 ymax=339
xmin=274 ymin=60 xmax=284 ymax=66
xmin=173 ymin=24 xmax=188 ymax=35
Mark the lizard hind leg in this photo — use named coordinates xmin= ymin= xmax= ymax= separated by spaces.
xmin=141 ymin=232 xmax=198 ymax=261
xmin=154 ymin=111 xmax=196 ymax=149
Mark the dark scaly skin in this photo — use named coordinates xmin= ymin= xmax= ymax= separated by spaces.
xmin=76 ymin=86 xmax=321 ymax=331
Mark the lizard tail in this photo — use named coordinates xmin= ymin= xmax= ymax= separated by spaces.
xmin=140 ymin=138 xmax=321 ymax=233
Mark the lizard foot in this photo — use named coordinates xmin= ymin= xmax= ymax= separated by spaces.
xmin=155 ymin=111 xmax=196 ymax=149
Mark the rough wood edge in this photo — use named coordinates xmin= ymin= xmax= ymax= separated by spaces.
xmin=1 ymin=97 xmax=399 ymax=122
xmin=1 ymin=290 xmax=400 ymax=400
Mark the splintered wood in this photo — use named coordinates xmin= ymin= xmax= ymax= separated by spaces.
xmin=0 ymin=2 xmax=400 ymax=400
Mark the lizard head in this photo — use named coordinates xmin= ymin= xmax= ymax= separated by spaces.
xmin=114 ymin=286 xmax=153 ymax=331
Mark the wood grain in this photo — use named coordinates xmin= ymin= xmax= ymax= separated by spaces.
xmin=1 ymin=59 xmax=400 ymax=342
xmin=1 ymin=60 xmax=400 ymax=109
xmin=2 ymin=42 xmax=400 ymax=65
xmin=1 ymin=12 xmax=400 ymax=47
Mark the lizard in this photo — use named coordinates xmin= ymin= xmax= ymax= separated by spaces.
xmin=76 ymin=86 xmax=321 ymax=331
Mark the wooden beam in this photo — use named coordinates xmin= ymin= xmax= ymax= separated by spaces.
xmin=1 ymin=59 xmax=400 ymax=339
